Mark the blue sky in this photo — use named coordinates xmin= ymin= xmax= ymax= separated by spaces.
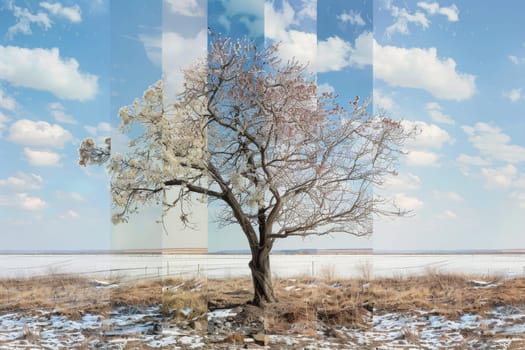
xmin=1 ymin=0 xmax=524 ymax=251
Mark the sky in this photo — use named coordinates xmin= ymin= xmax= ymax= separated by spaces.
xmin=1 ymin=0 xmax=524 ymax=252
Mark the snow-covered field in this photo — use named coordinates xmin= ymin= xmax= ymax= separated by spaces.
xmin=1 ymin=253 xmax=524 ymax=279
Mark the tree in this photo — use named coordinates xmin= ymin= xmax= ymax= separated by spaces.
xmin=79 ymin=35 xmax=410 ymax=307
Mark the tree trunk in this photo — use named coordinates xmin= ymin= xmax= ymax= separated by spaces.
xmin=249 ymin=246 xmax=276 ymax=307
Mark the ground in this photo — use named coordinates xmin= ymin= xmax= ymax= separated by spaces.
xmin=0 ymin=273 xmax=524 ymax=349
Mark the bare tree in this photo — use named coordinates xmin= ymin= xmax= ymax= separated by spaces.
xmin=79 ymin=36 xmax=410 ymax=306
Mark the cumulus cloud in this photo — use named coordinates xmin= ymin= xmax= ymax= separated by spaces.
xmin=457 ymin=154 xmax=490 ymax=166
xmin=481 ymin=165 xmax=517 ymax=189
xmin=437 ymin=209 xmax=457 ymax=219
xmin=425 ymin=102 xmax=454 ymax=125
xmin=317 ymin=83 xmax=335 ymax=95
xmin=317 ymin=31 xmax=372 ymax=73
xmin=462 ymin=122 xmax=525 ymax=163
xmin=386 ymin=8 xmax=429 ymax=37
xmin=165 ymin=0 xmax=204 ymax=17
xmin=0 ymin=172 xmax=43 ymax=190
xmin=433 ymin=190 xmax=463 ymax=201
xmin=403 ymin=120 xmax=453 ymax=149
xmin=0 ymin=46 xmax=98 ymax=101
xmin=417 ymin=2 xmax=459 ymax=22
xmin=49 ymin=102 xmax=77 ymax=124
xmin=265 ymin=0 xmax=316 ymax=68
xmin=383 ymin=1 xmax=458 ymax=38
xmin=0 ymin=89 xmax=16 ymax=111
xmin=0 ymin=112 xmax=8 ymax=136
xmin=338 ymin=10 xmax=365 ymax=26
xmin=84 ymin=121 xmax=112 ymax=146
xmin=394 ymin=193 xmax=424 ymax=210
xmin=373 ymin=89 xmax=397 ymax=111
xmin=373 ymin=41 xmax=476 ymax=100
xmin=511 ymin=192 xmax=525 ymax=208
xmin=382 ymin=172 xmax=421 ymax=191
xmin=139 ymin=29 xmax=207 ymax=94
xmin=297 ymin=0 xmax=316 ymax=20
xmin=60 ymin=209 xmax=80 ymax=219
xmin=163 ymin=30 xmax=207 ymax=94
xmin=503 ymin=88 xmax=522 ymax=102
xmin=406 ymin=150 xmax=440 ymax=167
xmin=6 ymin=4 xmax=52 ymax=39
xmin=23 ymin=148 xmax=62 ymax=167
xmin=218 ymin=0 xmax=264 ymax=36
xmin=39 ymin=2 xmax=82 ymax=23
xmin=0 ymin=193 xmax=46 ymax=210
xmin=509 ymin=55 xmax=525 ymax=65
xmin=8 ymin=119 xmax=72 ymax=148
xmin=56 ymin=191 xmax=85 ymax=202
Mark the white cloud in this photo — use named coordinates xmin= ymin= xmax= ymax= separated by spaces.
xmin=462 ymin=122 xmax=525 ymax=163
xmin=0 ymin=46 xmax=98 ymax=101
xmin=0 ymin=193 xmax=46 ymax=211
xmin=39 ymin=2 xmax=82 ymax=23
xmin=511 ymin=192 xmax=525 ymax=208
xmin=164 ymin=0 xmax=204 ymax=17
xmin=382 ymin=172 xmax=421 ymax=191
xmin=60 ymin=209 xmax=79 ymax=219
xmin=7 ymin=4 xmax=52 ymax=39
xmin=338 ymin=10 xmax=365 ymax=26
xmin=509 ymin=55 xmax=525 ymax=65
xmin=457 ymin=153 xmax=490 ymax=166
xmin=265 ymin=0 xmax=316 ymax=68
xmin=139 ymin=29 xmax=207 ymax=94
xmin=417 ymin=2 xmax=459 ymax=22
xmin=8 ymin=119 xmax=72 ymax=148
xmin=0 ymin=89 xmax=16 ymax=111
xmin=297 ymin=0 xmax=316 ymax=20
xmin=425 ymin=102 xmax=454 ymax=125
xmin=0 ymin=112 xmax=8 ymax=136
xmin=373 ymin=89 xmax=396 ymax=111
xmin=384 ymin=1 xmax=429 ymax=37
xmin=163 ymin=30 xmax=207 ymax=94
xmin=56 ymin=191 xmax=85 ymax=202
xmin=219 ymin=0 xmax=264 ymax=36
xmin=317 ymin=83 xmax=334 ymax=95
xmin=84 ymin=122 xmax=111 ymax=144
xmin=481 ymin=165 xmax=517 ymax=189
xmin=403 ymin=120 xmax=453 ymax=149
xmin=394 ymin=193 xmax=424 ymax=210
xmin=318 ymin=31 xmax=372 ymax=73
xmin=438 ymin=209 xmax=457 ymax=219
xmin=503 ymin=88 xmax=522 ymax=102
xmin=23 ymin=148 xmax=62 ymax=167
xmin=433 ymin=190 xmax=463 ymax=201
xmin=84 ymin=122 xmax=111 ymax=136
xmin=0 ymin=172 xmax=43 ymax=190
xmin=406 ymin=150 xmax=440 ymax=167
xmin=49 ymin=102 xmax=77 ymax=124
xmin=374 ymin=41 xmax=476 ymax=100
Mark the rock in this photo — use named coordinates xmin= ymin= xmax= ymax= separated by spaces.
xmin=252 ymin=333 xmax=269 ymax=346
xmin=189 ymin=320 xmax=203 ymax=331
xmin=224 ymin=333 xmax=245 ymax=344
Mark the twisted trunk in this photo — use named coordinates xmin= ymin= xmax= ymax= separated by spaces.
xmin=249 ymin=242 xmax=276 ymax=306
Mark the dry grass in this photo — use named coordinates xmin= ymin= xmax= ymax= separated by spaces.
xmin=370 ymin=272 xmax=525 ymax=319
xmin=1 ymin=272 xmax=524 ymax=336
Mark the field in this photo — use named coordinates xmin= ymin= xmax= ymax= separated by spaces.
xmin=1 ymin=270 xmax=524 ymax=349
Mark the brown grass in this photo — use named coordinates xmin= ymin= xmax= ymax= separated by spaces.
xmin=1 ymin=272 xmax=524 ymax=336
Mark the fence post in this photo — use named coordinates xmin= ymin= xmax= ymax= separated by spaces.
xmin=167 ymin=261 xmax=169 ymax=276
xmin=158 ymin=267 xmax=161 ymax=277
xmin=145 ymin=266 xmax=148 ymax=277
xmin=311 ymin=261 xmax=315 ymax=277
